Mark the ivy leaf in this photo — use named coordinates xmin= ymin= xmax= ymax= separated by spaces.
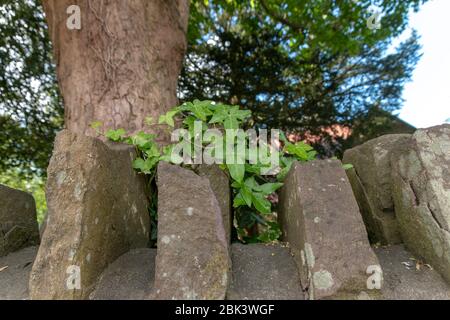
xmin=106 ymin=128 xmax=126 ymax=142
xmin=209 ymin=105 xmax=228 ymax=124
xmin=343 ymin=163 xmax=354 ymax=170
xmin=285 ymin=143 xmax=307 ymax=160
xmin=132 ymin=158 xmax=146 ymax=171
xmin=245 ymin=162 xmax=272 ymax=174
xmin=210 ymin=105 xmax=251 ymax=129
xmin=258 ymin=221 xmax=282 ymax=242
xmin=243 ymin=177 xmax=282 ymax=195
xmin=284 ymin=141 xmax=315 ymax=161
xmin=180 ymin=100 xmax=213 ymax=121
xmin=132 ymin=157 xmax=158 ymax=174
xmin=131 ymin=131 xmax=156 ymax=150
xmin=191 ymin=103 xmax=212 ymax=121
xmin=90 ymin=121 xmax=103 ymax=130
xmin=258 ymin=182 xmax=284 ymax=195
xmin=279 ymin=131 xmax=288 ymax=143
xmin=183 ymin=115 xmax=208 ymax=136
xmin=233 ymin=193 xmax=247 ymax=208
xmin=240 ymin=184 xmax=253 ymax=207
xmin=144 ymin=144 xmax=161 ymax=158
xmin=231 ymin=180 xmax=241 ymax=189
xmin=183 ymin=115 xmax=196 ymax=134
xmin=244 ymin=176 xmax=260 ymax=190
xmin=227 ymin=164 xmax=245 ymax=183
xmin=145 ymin=116 xmax=154 ymax=126
xmin=158 ymin=110 xmax=178 ymax=127
xmin=307 ymin=150 xmax=318 ymax=160
xmin=251 ymin=192 xmax=272 ymax=214
xmin=160 ymin=145 xmax=175 ymax=162
xmin=277 ymin=156 xmax=295 ymax=182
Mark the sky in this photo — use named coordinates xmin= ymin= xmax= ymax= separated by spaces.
xmin=397 ymin=0 xmax=450 ymax=128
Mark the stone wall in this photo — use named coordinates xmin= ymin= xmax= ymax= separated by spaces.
xmin=0 ymin=185 xmax=39 ymax=257
xmin=2 ymin=125 xmax=450 ymax=300
xmin=29 ymin=130 xmax=150 ymax=299
xmin=278 ymin=159 xmax=382 ymax=299
xmin=344 ymin=124 xmax=450 ymax=285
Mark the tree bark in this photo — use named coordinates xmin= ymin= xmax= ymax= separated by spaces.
xmin=42 ymin=0 xmax=190 ymax=142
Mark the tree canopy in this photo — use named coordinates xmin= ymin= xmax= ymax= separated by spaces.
xmin=0 ymin=0 xmax=63 ymax=177
xmin=182 ymin=0 xmax=424 ymax=155
xmin=0 ymin=0 xmax=427 ymax=176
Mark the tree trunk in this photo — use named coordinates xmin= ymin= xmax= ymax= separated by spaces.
xmin=42 ymin=0 xmax=190 ymax=142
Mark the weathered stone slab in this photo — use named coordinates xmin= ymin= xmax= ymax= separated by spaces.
xmin=0 ymin=185 xmax=39 ymax=257
xmin=343 ymin=134 xmax=411 ymax=245
xmin=29 ymin=130 xmax=150 ymax=300
xmin=391 ymin=124 xmax=450 ymax=283
xmin=227 ymin=243 xmax=304 ymax=300
xmin=152 ymin=162 xmax=229 ymax=300
xmin=90 ymin=248 xmax=156 ymax=300
xmin=197 ymin=165 xmax=231 ymax=244
xmin=278 ymin=159 xmax=382 ymax=300
xmin=375 ymin=245 xmax=450 ymax=300
xmin=0 ymin=246 xmax=38 ymax=300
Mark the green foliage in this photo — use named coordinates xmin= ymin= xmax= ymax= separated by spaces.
xmin=148 ymin=190 xmax=158 ymax=244
xmin=0 ymin=0 xmax=63 ymax=178
xmin=103 ymin=130 xmax=161 ymax=177
xmin=209 ymin=105 xmax=252 ymax=130
xmin=98 ymin=100 xmax=318 ymax=243
xmin=183 ymin=0 xmax=426 ymax=153
xmin=0 ymin=170 xmax=47 ymax=224
xmin=105 ymin=128 xmax=126 ymax=142
xmin=342 ymin=163 xmax=354 ymax=170
xmin=158 ymin=110 xmax=178 ymax=128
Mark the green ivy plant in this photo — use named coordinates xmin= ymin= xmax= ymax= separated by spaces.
xmin=91 ymin=100 xmax=317 ymax=244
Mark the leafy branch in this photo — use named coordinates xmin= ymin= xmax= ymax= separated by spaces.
xmin=91 ymin=100 xmax=318 ymax=243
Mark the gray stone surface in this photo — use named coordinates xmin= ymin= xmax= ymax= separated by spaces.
xmin=375 ymin=245 xmax=450 ymax=300
xmin=91 ymin=248 xmax=156 ymax=300
xmin=343 ymin=134 xmax=411 ymax=245
xmin=279 ymin=159 xmax=382 ymax=300
xmin=152 ymin=162 xmax=230 ymax=300
xmin=227 ymin=243 xmax=304 ymax=300
xmin=0 ymin=246 xmax=38 ymax=300
xmin=29 ymin=130 xmax=150 ymax=300
xmin=0 ymin=185 xmax=39 ymax=257
xmin=391 ymin=124 xmax=450 ymax=284
xmin=197 ymin=165 xmax=231 ymax=244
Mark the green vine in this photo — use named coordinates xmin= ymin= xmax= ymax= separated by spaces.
xmin=91 ymin=100 xmax=317 ymax=244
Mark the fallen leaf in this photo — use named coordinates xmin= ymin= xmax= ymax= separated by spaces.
xmin=401 ymin=261 xmax=413 ymax=270
xmin=0 ymin=266 xmax=8 ymax=272
xmin=402 ymin=261 xmax=412 ymax=267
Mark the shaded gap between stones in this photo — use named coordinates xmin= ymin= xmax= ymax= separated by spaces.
xmin=426 ymin=202 xmax=448 ymax=232
xmin=147 ymin=175 xmax=158 ymax=248
xmin=408 ymin=181 xmax=420 ymax=207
